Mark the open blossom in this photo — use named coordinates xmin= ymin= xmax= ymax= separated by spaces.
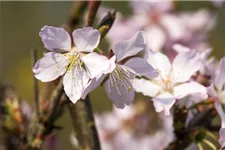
xmin=208 ymin=58 xmax=225 ymax=149
xmin=133 ymin=48 xmax=208 ymax=115
xmin=82 ymin=31 xmax=158 ymax=108
xmin=33 ymin=26 xmax=110 ymax=103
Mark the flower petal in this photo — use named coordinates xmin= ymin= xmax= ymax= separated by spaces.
xmin=72 ymin=27 xmax=100 ymax=52
xmin=207 ymin=84 xmax=217 ymax=98
xmin=132 ymin=78 xmax=162 ymax=97
xmin=39 ymin=26 xmax=71 ymax=52
xmin=152 ymin=92 xmax=176 ymax=116
xmin=152 ymin=52 xmax=171 ymax=80
xmin=215 ymin=58 xmax=225 ymax=91
xmin=173 ymin=81 xmax=208 ymax=100
xmin=113 ymin=31 xmax=146 ymax=62
xmin=104 ymin=55 xmax=116 ymax=74
xmin=104 ymin=78 xmax=135 ymax=109
xmin=124 ymin=57 xmax=158 ymax=79
xmin=172 ymin=50 xmax=201 ymax=83
xmin=82 ymin=52 xmax=110 ymax=79
xmin=215 ymin=103 xmax=225 ymax=128
xmin=63 ymin=66 xmax=89 ymax=103
xmin=33 ymin=52 xmax=68 ymax=82
xmin=81 ymin=75 xmax=106 ymax=99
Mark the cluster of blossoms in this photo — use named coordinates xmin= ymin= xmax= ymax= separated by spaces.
xmin=33 ymin=1 xmax=225 ymax=149
xmin=33 ymin=26 xmax=157 ymax=107
xmin=33 ymin=25 xmax=209 ymax=116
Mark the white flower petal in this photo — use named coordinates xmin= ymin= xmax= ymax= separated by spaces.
xmin=215 ymin=103 xmax=225 ymax=128
xmin=81 ymin=75 xmax=106 ymax=99
xmin=39 ymin=26 xmax=71 ymax=52
xmin=82 ymin=52 xmax=110 ymax=79
xmin=173 ymin=81 xmax=208 ymax=100
xmin=113 ymin=31 xmax=146 ymax=62
xmin=124 ymin=57 xmax=158 ymax=79
xmin=104 ymin=55 xmax=116 ymax=74
xmin=207 ymin=84 xmax=217 ymax=98
xmin=63 ymin=66 xmax=89 ymax=103
xmin=104 ymin=78 xmax=135 ymax=109
xmin=152 ymin=52 xmax=171 ymax=80
xmin=72 ymin=27 xmax=100 ymax=52
xmin=215 ymin=58 xmax=225 ymax=91
xmin=152 ymin=92 xmax=176 ymax=116
xmin=172 ymin=50 xmax=200 ymax=83
xmin=144 ymin=49 xmax=157 ymax=68
xmin=132 ymin=78 xmax=162 ymax=97
xmin=33 ymin=52 xmax=68 ymax=82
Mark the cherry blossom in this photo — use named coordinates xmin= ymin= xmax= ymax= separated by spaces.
xmin=33 ymin=26 xmax=110 ymax=103
xmin=133 ymin=48 xmax=208 ymax=115
xmin=82 ymin=31 xmax=158 ymax=108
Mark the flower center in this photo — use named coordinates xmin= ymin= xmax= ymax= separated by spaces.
xmin=154 ymin=71 xmax=174 ymax=93
xmin=66 ymin=51 xmax=82 ymax=72
xmin=108 ymin=65 xmax=136 ymax=96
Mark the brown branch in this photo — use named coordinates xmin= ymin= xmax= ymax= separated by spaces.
xmin=68 ymin=95 xmax=101 ymax=150
xmin=86 ymin=1 xmax=102 ymax=26
xmin=65 ymin=1 xmax=88 ymax=33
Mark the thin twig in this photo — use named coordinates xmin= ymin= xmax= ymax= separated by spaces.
xmin=84 ymin=95 xmax=101 ymax=150
xmin=44 ymin=79 xmax=64 ymax=127
xmin=31 ymin=49 xmax=39 ymax=118
xmin=65 ymin=1 xmax=88 ymax=33
xmin=68 ymin=95 xmax=101 ymax=150
xmin=86 ymin=1 xmax=102 ymax=26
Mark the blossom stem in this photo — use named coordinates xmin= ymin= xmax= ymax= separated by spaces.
xmin=94 ymin=47 xmax=104 ymax=54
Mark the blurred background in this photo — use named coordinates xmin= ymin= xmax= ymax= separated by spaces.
xmin=1 ymin=1 xmax=225 ymax=150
